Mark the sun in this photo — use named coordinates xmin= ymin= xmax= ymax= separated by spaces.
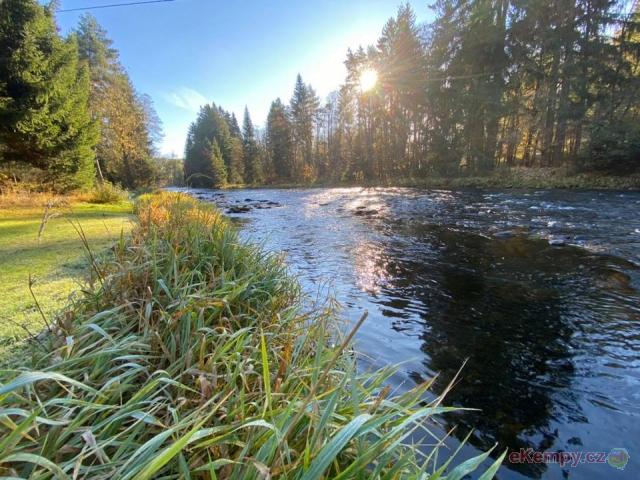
xmin=359 ymin=68 xmax=378 ymax=92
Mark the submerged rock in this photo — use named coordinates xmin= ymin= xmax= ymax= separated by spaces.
xmin=602 ymin=270 xmax=632 ymax=289
xmin=548 ymin=235 xmax=567 ymax=246
xmin=354 ymin=209 xmax=378 ymax=216
xmin=227 ymin=205 xmax=252 ymax=214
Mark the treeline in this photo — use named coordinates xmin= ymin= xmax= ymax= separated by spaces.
xmin=186 ymin=0 xmax=640 ymax=187
xmin=184 ymin=105 xmax=261 ymax=187
xmin=0 ymin=0 xmax=165 ymax=191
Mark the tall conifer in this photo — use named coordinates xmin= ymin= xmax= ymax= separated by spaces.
xmin=0 ymin=0 xmax=97 ymax=189
xmin=242 ymin=107 xmax=262 ymax=184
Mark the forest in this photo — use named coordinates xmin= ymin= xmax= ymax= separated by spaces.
xmin=2 ymin=0 xmax=640 ymax=190
xmin=186 ymin=0 xmax=640 ymax=187
xmin=0 ymin=0 xmax=175 ymax=191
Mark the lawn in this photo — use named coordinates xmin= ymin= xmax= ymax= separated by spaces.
xmin=0 ymin=199 xmax=133 ymax=360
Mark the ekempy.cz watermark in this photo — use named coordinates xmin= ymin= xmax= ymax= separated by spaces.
xmin=507 ymin=447 xmax=630 ymax=470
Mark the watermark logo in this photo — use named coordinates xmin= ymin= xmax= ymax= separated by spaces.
xmin=607 ymin=448 xmax=629 ymax=470
xmin=508 ymin=447 xmax=630 ymax=470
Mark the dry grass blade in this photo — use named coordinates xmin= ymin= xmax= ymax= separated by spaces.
xmin=27 ymin=274 xmax=51 ymax=332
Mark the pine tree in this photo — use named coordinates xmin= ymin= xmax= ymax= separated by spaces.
xmin=242 ymin=107 xmax=262 ymax=184
xmin=0 ymin=0 xmax=97 ymax=190
xmin=376 ymin=4 xmax=427 ymax=177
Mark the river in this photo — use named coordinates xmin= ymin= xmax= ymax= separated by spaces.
xmin=182 ymin=187 xmax=640 ymax=479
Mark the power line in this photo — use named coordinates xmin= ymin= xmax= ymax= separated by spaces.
xmin=58 ymin=0 xmax=175 ymax=13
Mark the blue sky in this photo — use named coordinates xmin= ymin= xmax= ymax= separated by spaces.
xmin=54 ymin=0 xmax=432 ymax=156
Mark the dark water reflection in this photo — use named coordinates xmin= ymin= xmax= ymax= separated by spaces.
xmin=184 ymin=187 xmax=640 ymax=479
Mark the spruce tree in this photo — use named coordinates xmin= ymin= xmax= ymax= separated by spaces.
xmin=242 ymin=107 xmax=262 ymax=184
xmin=0 ymin=0 xmax=97 ymax=190
xmin=184 ymin=123 xmax=200 ymax=186
xmin=218 ymin=108 xmax=243 ymax=183
xmin=226 ymin=136 xmax=244 ymax=184
xmin=290 ymin=74 xmax=319 ymax=179
xmin=228 ymin=112 xmax=242 ymax=138
xmin=207 ymin=138 xmax=227 ymax=188
xmin=266 ymin=98 xmax=293 ymax=179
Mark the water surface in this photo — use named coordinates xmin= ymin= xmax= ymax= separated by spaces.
xmin=186 ymin=187 xmax=640 ymax=479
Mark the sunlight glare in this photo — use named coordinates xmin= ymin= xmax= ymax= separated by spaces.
xmin=359 ymin=68 xmax=378 ymax=92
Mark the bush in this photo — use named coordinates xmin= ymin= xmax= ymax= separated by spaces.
xmin=0 ymin=192 xmax=503 ymax=478
xmin=86 ymin=181 xmax=129 ymax=204
xmin=0 ymin=176 xmax=65 ymax=208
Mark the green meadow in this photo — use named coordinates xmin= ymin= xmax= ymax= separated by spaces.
xmin=0 ymin=200 xmax=132 ymax=360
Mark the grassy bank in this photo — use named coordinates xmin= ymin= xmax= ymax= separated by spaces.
xmin=0 ymin=192 xmax=502 ymax=478
xmin=236 ymin=168 xmax=640 ymax=191
xmin=399 ymin=168 xmax=640 ymax=190
xmin=0 ymin=195 xmax=132 ymax=360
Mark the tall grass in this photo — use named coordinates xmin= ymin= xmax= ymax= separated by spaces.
xmin=84 ymin=181 xmax=129 ymax=204
xmin=0 ymin=181 xmax=127 ymax=209
xmin=0 ymin=192 xmax=503 ymax=479
xmin=0 ymin=182 xmax=67 ymax=208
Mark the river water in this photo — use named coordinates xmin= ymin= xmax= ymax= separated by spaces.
xmin=184 ymin=187 xmax=640 ymax=479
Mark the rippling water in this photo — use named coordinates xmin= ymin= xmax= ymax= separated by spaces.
xmin=184 ymin=187 xmax=640 ymax=479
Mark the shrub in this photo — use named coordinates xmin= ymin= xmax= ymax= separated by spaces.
xmin=86 ymin=181 xmax=129 ymax=204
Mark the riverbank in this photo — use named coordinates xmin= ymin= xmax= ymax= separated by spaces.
xmin=398 ymin=168 xmax=640 ymax=190
xmin=234 ymin=168 xmax=640 ymax=191
xmin=175 ymin=187 xmax=640 ymax=478
xmin=0 ymin=195 xmax=132 ymax=361
xmin=0 ymin=192 xmax=503 ymax=478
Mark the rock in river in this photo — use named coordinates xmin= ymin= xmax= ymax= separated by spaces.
xmin=548 ymin=235 xmax=567 ymax=246
xmin=227 ymin=205 xmax=252 ymax=214
xmin=354 ymin=209 xmax=378 ymax=216
xmin=493 ymin=230 xmax=516 ymax=239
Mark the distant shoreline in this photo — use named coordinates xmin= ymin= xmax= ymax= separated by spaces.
xmin=219 ymin=168 xmax=640 ymax=192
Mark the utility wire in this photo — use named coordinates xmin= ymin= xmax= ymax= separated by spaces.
xmin=58 ymin=0 xmax=175 ymax=13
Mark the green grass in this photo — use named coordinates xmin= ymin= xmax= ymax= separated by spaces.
xmin=0 ymin=200 xmax=133 ymax=359
xmin=242 ymin=167 xmax=640 ymax=190
xmin=0 ymin=192 xmax=503 ymax=478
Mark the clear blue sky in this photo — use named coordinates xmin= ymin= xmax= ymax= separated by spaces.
xmin=54 ymin=0 xmax=432 ymax=157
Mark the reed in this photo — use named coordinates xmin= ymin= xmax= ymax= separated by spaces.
xmin=0 ymin=192 xmax=503 ymax=479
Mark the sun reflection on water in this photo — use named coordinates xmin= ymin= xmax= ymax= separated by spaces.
xmin=353 ymin=240 xmax=389 ymax=294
